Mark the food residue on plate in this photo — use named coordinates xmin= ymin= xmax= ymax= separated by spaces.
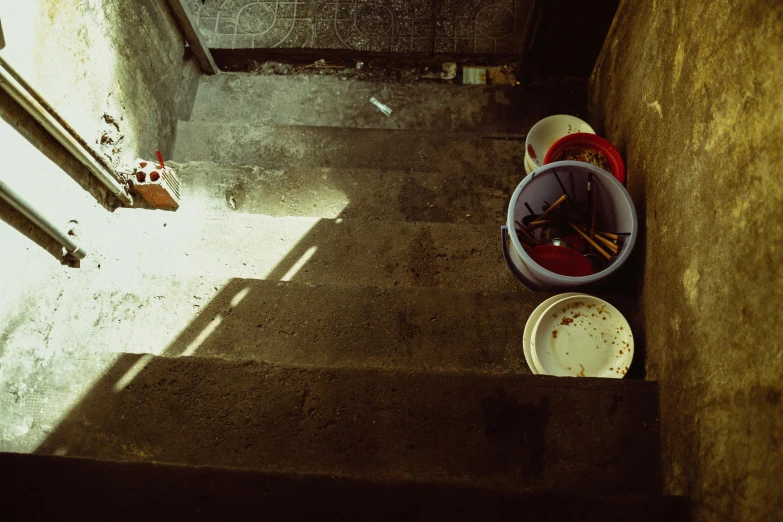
xmin=555 ymin=147 xmax=613 ymax=173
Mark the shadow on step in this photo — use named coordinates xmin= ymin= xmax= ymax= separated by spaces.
xmin=4 ymin=452 xmax=690 ymax=522
xmin=158 ymin=277 xmax=537 ymax=372
xmin=34 ymin=353 xmax=661 ymax=495
xmin=27 ymin=193 xmax=656 ymax=486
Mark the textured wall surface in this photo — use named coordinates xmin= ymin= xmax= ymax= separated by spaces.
xmin=589 ymin=1 xmax=783 ymax=520
xmin=0 ymin=0 xmax=201 ymax=384
xmin=0 ymin=0 xmax=199 ymax=170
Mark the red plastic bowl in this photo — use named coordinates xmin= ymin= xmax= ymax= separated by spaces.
xmin=529 ymin=245 xmax=593 ymax=277
xmin=544 ymin=133 xmax=626 ymax=184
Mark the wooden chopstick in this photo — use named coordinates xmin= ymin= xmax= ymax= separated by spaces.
xmin=515 ymin=221 xmax=539 ymax=245
xmin=595 ymin=232 xmax=618 ymax=244
xmin=528 ymin=219 xmax=558 ymax=227
xmin=568 ymin=221 xmax=612 ymax=259
xmin=535 ymin=194 xmax=568 ymax=222
xmin=518 ymin=229 xmax=538 ymax=245
xmin=574 ymin=223 xmax=618 ymax=249
xmin=553 ymin=170 xmax=569 ymax=198
xmin=594 ymin=233 xmax=619 ymax=254
xmin=597 ymin=231 xmax=620 ymax=240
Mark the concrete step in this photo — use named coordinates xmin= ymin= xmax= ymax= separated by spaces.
xmin=3 ymin=453 xmax=689 ymax=522
xmin=173 ymin=122 xmax=526 ymax=174
xmin=35 ymin=272 xmax=542 ymax=373
xmin=5 ymin=354 xmax=662 ymax=495
xmin=189 ymin=73 xmax=588 ymax=134
xmin=174 ymin=161 xmax=518 ymax=224
xmin=92 ymin=209 xmax=521 ymax=292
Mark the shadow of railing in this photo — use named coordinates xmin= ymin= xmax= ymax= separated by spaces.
xmin=29 ymin=139 xmax=536 ymax=464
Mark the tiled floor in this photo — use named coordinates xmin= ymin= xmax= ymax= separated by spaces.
xmin=187 ymin=0 xmax=531 ymax=54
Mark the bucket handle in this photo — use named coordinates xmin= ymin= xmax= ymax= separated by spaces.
xmin=501 ymin=226 xmax=545 ymax=291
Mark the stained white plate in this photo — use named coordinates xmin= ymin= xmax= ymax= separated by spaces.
xmin=523 ymin=293 xmax=586 ymax=374
xmin=530 ymin=295 xmax=633 ymax=378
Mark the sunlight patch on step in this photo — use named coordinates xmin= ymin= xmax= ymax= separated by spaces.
xmin=280 ymin=246 xmax=317 ymax=281
xmin=112 ymin=354 xmax=155 ymax=392
xmin=180 ymin=314 xmax=223 ymax=357
xmin=4 ymin=213 xmax=340 ymax=454
xmin=2 ymin=213 xmax=340 ymax=454
xmin=101 ymin=208 xmax=332 ymax=280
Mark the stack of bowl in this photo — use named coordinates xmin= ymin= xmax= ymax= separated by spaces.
xmin=524 ymin=115 xmax=596 ymax=175
xmin=522 ymin=293 xmax=634 ymax=378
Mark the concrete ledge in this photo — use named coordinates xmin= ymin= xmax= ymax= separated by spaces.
xmin=1 ymin=452 xmax=689 ymax=522
xmin=27 ymin=355 xmax=661 ymax=494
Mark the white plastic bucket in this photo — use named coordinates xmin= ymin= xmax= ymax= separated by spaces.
xmin=502 ymin=161 xmax=637 ymax=290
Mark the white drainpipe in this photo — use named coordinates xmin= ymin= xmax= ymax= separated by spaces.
xmin=0 ymin=55 xmax=133 ymax=206
xmin=0 ymin=177 xmax=87 ymax=259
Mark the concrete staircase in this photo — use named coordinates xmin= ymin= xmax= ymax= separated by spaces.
xmin=1 ymin=74 xmax=686 ymax=518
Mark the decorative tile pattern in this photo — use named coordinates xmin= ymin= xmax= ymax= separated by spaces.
xmin=187 ymin=0 xmax=531 ymax=54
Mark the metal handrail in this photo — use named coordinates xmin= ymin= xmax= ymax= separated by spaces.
xmin=0 ymin=54 xmax=133 ymax=206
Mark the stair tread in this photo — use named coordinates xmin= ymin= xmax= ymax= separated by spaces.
xmin=95 ymin=208 xmax=523 ymax=292
xmin=3 ymin=452 xmax=688 ymax=522
xmin=173 ymin=122 xmax=527 ymax=173
xmin=174 ymin=161 xmax=519 ymax=224
xmin=3 ymin=353 xmax=661 ymax=494
xmin=189 ymin=73 xmax=588 ymax=134
xmin=30 ymin=271 xmax=552 ymax=373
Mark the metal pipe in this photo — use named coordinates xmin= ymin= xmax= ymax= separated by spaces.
xmin=0 ymin=55 xmax=133 ymax=206
xmin=0 ymin=178 xmax=87 ymax=260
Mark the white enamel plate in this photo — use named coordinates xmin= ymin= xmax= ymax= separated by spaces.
xmin=531 ymin=295 xmax=633 ymax=378
xmin=523 ymin=293 xmax=585 ymax=374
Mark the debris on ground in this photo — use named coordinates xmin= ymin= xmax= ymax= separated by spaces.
xmin=488 ymin=65 xmax=518 ymax=85
xmin=273 ymin=62 xmax=294 ymax=75
xmin=440 ymin=62 xmax=457 ymax=80
xmin=245 ymin=58 xmax=519 ymax=85
xmin=369 ymin=97 xmax=392 ymax=116
xmin=462 ymin=66 xmax=487 ymax=85
xmin=131 ymin=156 xmax=181 ymax=211
xmin=294 ymin=59 xmax=345 ymax=74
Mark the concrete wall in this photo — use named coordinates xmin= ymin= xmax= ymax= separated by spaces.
xmin=589 ymin=1 xmax=782 ymax=520
xmin=0 ymin=0 xmax=200 ymax=173
xmin=0 ymin=0 xmax=200 ymax=358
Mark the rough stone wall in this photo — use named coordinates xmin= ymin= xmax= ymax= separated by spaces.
xmin=0 ymin=0 xmax=200 ymax=172
xmin=0 ymin=0 xmax=200 ymax=371
xmin=589 ymin=1 xmax=783 ymax=520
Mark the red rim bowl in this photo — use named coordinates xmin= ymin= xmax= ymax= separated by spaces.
xmin=544 ymin=133 xmax=626 ymax=184
xmin=528 ymin=245 xmax=593 ymax=277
